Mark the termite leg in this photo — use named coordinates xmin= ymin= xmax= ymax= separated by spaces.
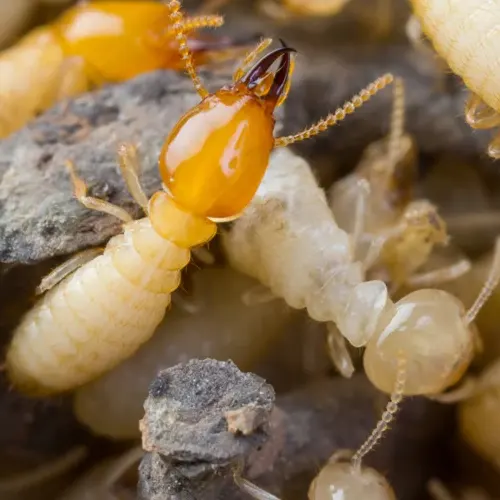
xmin=488 ymin=131 xmax=500 ymax=159
xmin=36 ymin=247 xmax=104 ymax=295
xmin=465 ymin=93 xmax=500 ymax=130
xmin=233 ymin=463 xmax=281 ymax=500
xmin=0 ymin=447 xmax=87 ymax=493
xmin=192 ymin=246 xmax=216 ymax=265
xmin=326 ymin=322 xmax=355 ymax=378
xmin=65 ymin=160 xmax=133 ymax=223
xmin=233 ymin=38 xmax=273 ymax=83
xmin=406 ymin=259 xmax=471 ymax=288
xmin=116 ymin=142 xmax=149 ymax=213
xmin=101 ymin=447 xmax=143 ymax=489
xmin=241 ymin=284 xmax=278 ymax=306
xmin=351 ymin=178 xmax=370 ymax=257
xmin=427 ymin=376 xmax=481 ymax=404
xmin=351 ymin=354 xmax=407 ymax=471
xmin=274 ymin=74 xmax=394 ymax=147
xmin=427 ymin=479 xmax=457 ymax=500
xmin=362 ymin=235 xmax=386 ymax=273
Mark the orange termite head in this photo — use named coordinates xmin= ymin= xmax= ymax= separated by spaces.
xmin=157 ymin=46 xmax=296 ymax=220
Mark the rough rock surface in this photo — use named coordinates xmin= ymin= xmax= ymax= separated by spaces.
xmin=138 ymin=359 xmax=275 ymax=500
xmin=138 ymin=359 xmax=453 ymax=500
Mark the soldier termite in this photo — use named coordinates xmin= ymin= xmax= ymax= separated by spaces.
xmin=5 ymin=0 xmax=394 ymax=395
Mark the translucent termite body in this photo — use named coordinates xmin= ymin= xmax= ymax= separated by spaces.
xmin=0 ymin=0 xmax=241 ymax=139
xmin=408 ymin=0 xmax=500 ymax=159
xmin=328 ymin=78 xmax=465 ymax=293
xmin=5 ymin=1 xmax=394 ymax=396
xmin=225 ymin=149 xmax=500 ymax=401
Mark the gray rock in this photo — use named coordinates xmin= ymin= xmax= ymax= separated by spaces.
xmin=138 ymin=359 xmax=453 ymax=500
xmin=138 ymin=359 xmax=275 ymax=500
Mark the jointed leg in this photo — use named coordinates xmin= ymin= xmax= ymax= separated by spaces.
xmin=274 ymin=74 xmax=394 ymax=147
xmin=488 ymin=131 xmax=500 ymax=159
xmin=233 ymin=38 xmax=273 ymax=82
xmin=351 ymin=178 xmax=370 ymax=256
xmin=406 ymin=258 xmax=471 ymax=289
xmin=465 ymin=93 xmax=500 ymax=130
xmin=241 ymin=284 xmax=278 ymax=306
xmin=116 ymin=142 xmax=149 ymax=213
xmin=36 ymin=247 xmax=104 ymax=295
xmin=326 ymin=322 xmax=354 ymax=378
xmin=233 ymin=463 xmax=281 ymax=500
xmin=65 ymin=160 xmax=133 ymax=222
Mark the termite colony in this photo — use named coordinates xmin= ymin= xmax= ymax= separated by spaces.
xmin=1 ymin=0 xmax=500 ymax=499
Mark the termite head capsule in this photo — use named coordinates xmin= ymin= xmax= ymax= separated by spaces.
xmin=363 ymin=289 xmax=474 ymax=396
xmin=159 ymin=47 xmax=296 ymax=220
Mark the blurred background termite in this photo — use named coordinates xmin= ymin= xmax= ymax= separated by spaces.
xmin=408 ymin=0 xmax=500 ymax=160
xmin=0 ymin=0 xmax=252 ymax=139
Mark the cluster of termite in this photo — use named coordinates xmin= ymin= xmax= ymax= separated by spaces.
xmin=3 ymin=0 xmax=500 ymax=498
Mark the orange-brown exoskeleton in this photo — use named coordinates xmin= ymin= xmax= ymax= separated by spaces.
xmin=5 ymin=0 xmax=396 ymax=396
xmin=0 ymin=0 xmax=246 ymax=139
xmin=408 ymin=0 xmax=500 ymax=160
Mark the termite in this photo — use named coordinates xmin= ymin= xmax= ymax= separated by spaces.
xmin=223 ymin=112 xmax=500 ymax=400
xmin=5 ymin=0 xmax=395 ymax=396
xmin=408 ymin=0 xmax=500 ymax=160
xmin=329 ymin=78 xmax=470 ymax=293
xmin=0 ymin=0 xmax=244 ymax=139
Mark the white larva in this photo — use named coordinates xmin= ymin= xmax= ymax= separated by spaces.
xmin=6 ymin=216 xmax=189 ymax=396
xmin=408 ymin=0 xmax=500 ymax=158
xmin=410 ymin=0 xmax=500 ymax=112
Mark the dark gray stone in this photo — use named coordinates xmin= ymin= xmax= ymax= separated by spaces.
xmin=138 ymin=359 xmax=453 ymax=500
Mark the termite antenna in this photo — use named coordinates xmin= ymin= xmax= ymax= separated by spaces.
xmin=165 ymin=0 xmax=213 ymax=98
xmin=351 ymin=355 xmax=407 ymax=471
xmin=386 ymin=76 xmax=405 ymax=169
xmin=465 ymin=236 xmax=500 ymax=325
xmin=274 ymin=73 xmax=395 ymax=147
xmin=170 ymin=14 xmax=225 ymax=35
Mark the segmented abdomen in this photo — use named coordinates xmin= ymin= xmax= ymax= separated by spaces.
xmin=411 ymin=0 xmax=500 ymax=112
xmin=6 ymin=218 xmax=188 ymax=395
